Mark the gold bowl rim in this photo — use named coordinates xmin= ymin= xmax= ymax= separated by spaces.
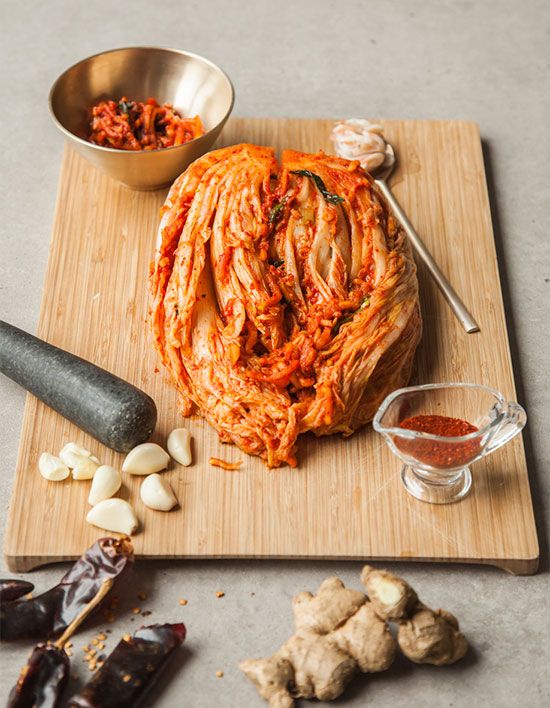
xmin=48 ymin=45 xmax=235 ymax=156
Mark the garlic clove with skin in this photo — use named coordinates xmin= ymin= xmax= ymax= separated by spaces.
xmin=38 ymin=452 xmax=70 ymax=481
xmin=167 ymin=428 xmax=192 ymax=466
xmin=140 ymin=473 xmax=178 ymax=511
xmin=88 ymin=465 xmax=122 ymax=506
xmin=86 ymin=498 xmax=139 ymax=535
xmin=122 ymin=443 xmax=170 ymax=476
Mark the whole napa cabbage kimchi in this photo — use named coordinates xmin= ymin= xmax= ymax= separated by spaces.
xmin=149 ymin=144 xmax=421 ymax=467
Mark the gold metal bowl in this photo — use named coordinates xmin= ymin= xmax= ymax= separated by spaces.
xmin=49 ymin=46 xmax=235 ymax=190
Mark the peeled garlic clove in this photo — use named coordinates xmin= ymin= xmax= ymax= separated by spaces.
xmin=122 ymin=443 xmax=170 ymax=476
xmin=72 ymin=458 xmax=99 ymax=480
xmin=140 ymin=473 xmax=178 ymax=511
xmin=38 ymin=452 xmax=70 ymax=481
xmin=167 ymin=428 xmax=192 ymax=466
xmin=86 ymin=498 xmax=138 ymax=535
xmin=88 ymin=465 xmax=122 ymax=506
xmin=59 ymin=442 xmax=100 ymax=468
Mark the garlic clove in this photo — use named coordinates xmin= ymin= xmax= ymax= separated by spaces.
xmin=86 ymin=498 xmax=139 ymax=535
xmin=59 ymin=442 xmax=101 ymax=468
xmin=122 ymin=443 xmax=170 ymax=476
xmin=72 ymin=458 xmax=99 ymax=480
xmin=88 ymin=465 xmax=122 ymax=506
xmin=140 ymin=473 xmax=178 ymax=511
xmin=38 ymin=452 xmax=70 ymax=481
xmin=167 ymin=428 xmax=192 ymax=466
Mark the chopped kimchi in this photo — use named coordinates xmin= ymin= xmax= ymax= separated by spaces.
xmin=89 ymin=97 xmax=204 ymax=151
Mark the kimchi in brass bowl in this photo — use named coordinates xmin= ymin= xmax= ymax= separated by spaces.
xmin=48 ymin=47 xmax=235 ymax=190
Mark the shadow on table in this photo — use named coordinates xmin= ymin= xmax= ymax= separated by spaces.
xmin=332 ymin=642 xmax=478 ymax=704
xmin=481 ymin=139 xmax=547 ymax=573
xmin=144 ymin=645 xmax=194 ymax=705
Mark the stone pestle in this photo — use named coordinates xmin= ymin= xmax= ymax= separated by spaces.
xmin=0 ymin=320 xmax=157 ymax=452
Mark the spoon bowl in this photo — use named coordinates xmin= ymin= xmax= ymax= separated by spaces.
xmin=371 ymin=142 xmax=396 ymax=182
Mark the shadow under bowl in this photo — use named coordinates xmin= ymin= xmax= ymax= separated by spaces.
xmin=49 ymin=46 xmax=235 ymax=190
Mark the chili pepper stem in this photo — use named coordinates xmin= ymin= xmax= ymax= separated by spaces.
xmin=55 ymin=578 xmax=114 ymax=648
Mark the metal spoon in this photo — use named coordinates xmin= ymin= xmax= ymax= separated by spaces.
xmin=372 ymin=143 xmax=480 ymax=333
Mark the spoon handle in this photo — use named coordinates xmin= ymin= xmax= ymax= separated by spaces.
xmin=375 ymin=178 xmax=480 ymax=333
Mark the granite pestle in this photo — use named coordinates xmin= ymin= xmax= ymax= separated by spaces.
xmin=0 ymin=321 xmax=157 ymax=452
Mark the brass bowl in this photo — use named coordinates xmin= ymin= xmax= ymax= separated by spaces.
xmin=49 ymin=47 xmax=235 ymax=190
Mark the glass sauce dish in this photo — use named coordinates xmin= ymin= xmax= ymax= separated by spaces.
xmin=373 ymin=383 xmax=526 ymax=504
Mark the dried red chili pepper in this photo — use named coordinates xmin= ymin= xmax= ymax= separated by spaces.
xmin=0 ymin=579 xmax=34 ymax=602
xmin=396 ymin=414 xmax=481 ymax=468
xmin=0 ymin=537 xmax=133 ymax=640
xmin=7 ymin=642 xmax=69 ymax=708
xmin=7 ymin=576 xmax=115 ymax=708
xmin=68 ymin=623 xmax=186 ymax=708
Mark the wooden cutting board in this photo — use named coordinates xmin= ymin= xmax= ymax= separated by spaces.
xmin=3 ymin=118 xmax=539 ymax=574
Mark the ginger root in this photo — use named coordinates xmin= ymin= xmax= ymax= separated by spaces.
xmin=361 ymin=565 xmax=468 ymax=666
xmin=360 ymin=565 xmax=418 ymax=620
xmin=398 ymin=605 xmax=468 ymax=665
xmin=241 ymin=567 xmax=468 ymax=707
xmin=239 ymin=577 xmax=396 ymax=706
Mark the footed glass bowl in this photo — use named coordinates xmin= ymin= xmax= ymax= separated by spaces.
xmin=373 ymin=383 xmax=527 ymax=504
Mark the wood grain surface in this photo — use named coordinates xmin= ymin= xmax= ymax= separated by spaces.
xmin=3 ymin=118 xmax=539 ymax=574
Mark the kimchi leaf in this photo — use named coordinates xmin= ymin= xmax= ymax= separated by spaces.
xmin=290 ymin=170 xmax=345 ymax=205
xmin=333 ymin=296 xmax=371 ymax=334
xmin=118 ymin=100 xmax=134 ymax=114
xmin=268 ymin=201 xmax=285 ymax=224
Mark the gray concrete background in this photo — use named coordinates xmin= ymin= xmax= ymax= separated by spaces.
xmin=1 ymin=0 xmax=549 ymax=705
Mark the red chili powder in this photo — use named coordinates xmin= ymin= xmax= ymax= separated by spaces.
xmin=395 ymin=414 xmax=481 ymax=469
